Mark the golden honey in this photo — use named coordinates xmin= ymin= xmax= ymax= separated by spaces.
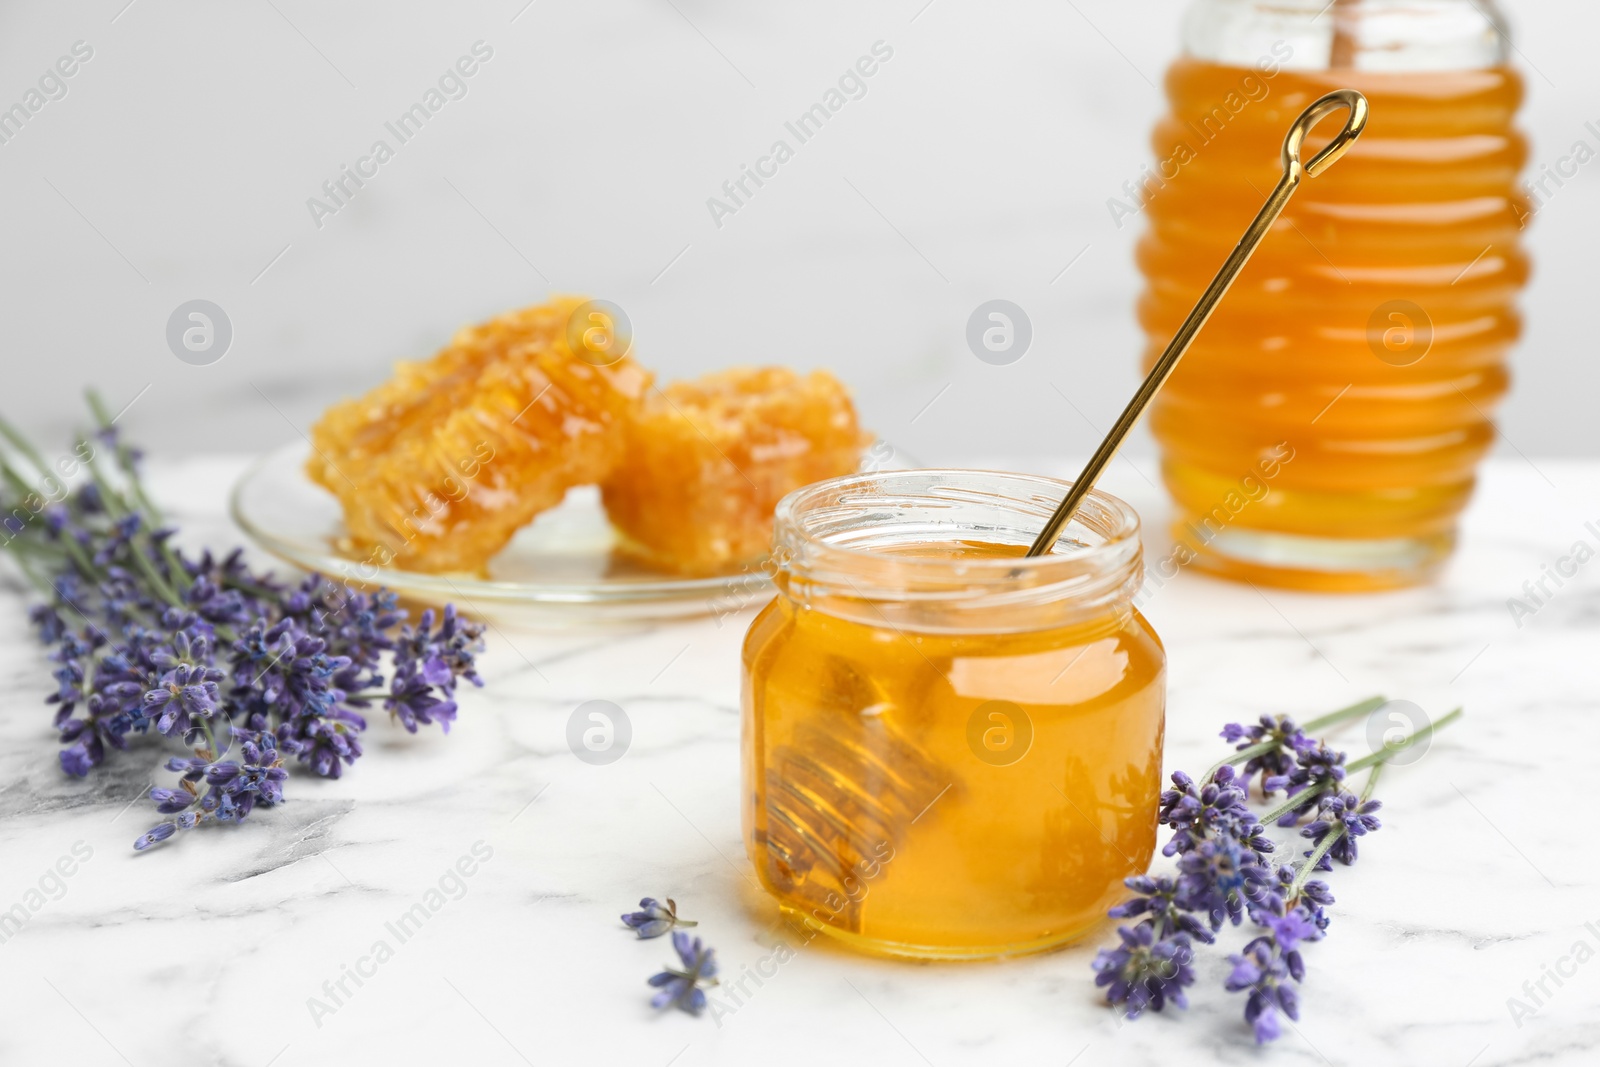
xmin=1140 ymin=61 xmax=1528 ymax=589
xmin=741 ymin=471 xmax=1164 ymax=959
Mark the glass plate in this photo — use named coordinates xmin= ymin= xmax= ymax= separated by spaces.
xmin=229 ymin=444 xmax=771 ymax=624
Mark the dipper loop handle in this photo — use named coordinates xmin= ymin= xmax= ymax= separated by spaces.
xmin=1025 ymin=90 xmax=1369 ymax=557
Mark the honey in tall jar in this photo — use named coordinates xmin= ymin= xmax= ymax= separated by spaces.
xmin=1137 ymin=0 xmax=1527 ymax=590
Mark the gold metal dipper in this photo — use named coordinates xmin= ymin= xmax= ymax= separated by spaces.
xmin=1026 ymin=89 xmax=1370 ymax=557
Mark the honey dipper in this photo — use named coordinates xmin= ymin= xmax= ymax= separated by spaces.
xmin=1027 ymin=89 xmax=1369 ymax=555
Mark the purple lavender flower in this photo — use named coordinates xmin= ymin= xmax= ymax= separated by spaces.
xmin=130 ymin=728 xmax=295 ymax=849
xmin=1263 ymin=741 xmax=1347 ymax=825
xmin=377 ymin=606 xmax=482 ymax=735
xmin=164 ymin=754 xmax=210 ymax=781
xmin=1177 ymin=836 xmax=1276 ymax=931
xmin=1091 ymin=924 xmax=1197 ymax=1016
xmin=1225 ymin=941 xmax=1296 ymax=1042
xmin=1301 ymin=790 xmax=1382 ymax=870
xmin=149 ymin=787 xmax=195 ymax=814
xmin=1158 ymin=765 xmax=1272 ymax=856
xmin=1299 ymin=878 xmax=1335 ymax=908
xmin=143 ymin=660 xmax=224 ymax=737
xmin=206 ymin=734 xmax=288 ymax=805
xmin=285 ymin=708 xmax=367 ymax=779
xmin=1089 ymin=700 xmax=1440 ymax=1043
xmin=1261 ymin=866 xmax=1335 ymax=930
xmin=1260 ymin=908 xmax=1320 ymax=953
xmin=91 ymin=513 xmax=142 ymax=567
xmin=59 ymin=740 xmax=99 ymax=777
xmin=385 ymin=671 xmax=458 ymax=734
xmin=1220 ymin=714 xmax=1314 ymax=794
xmin=1108 ymin=875 xmax=1213 ymax=943
xmin=622 ymin=897 xmax=697 ymax=939
xmin=45 ymin=629 xmax=96 ymax=720
xmin=133 ymin=822 xmax=178 ymax=851
xmin=5 ymin=401 xmax=486 ymax=850
xmin=1226 ymin=904 xmax=1324 ymax=1043
xmin=29 ymin=603 xmax=68 ymax=644
xmin=648 ymin=931 xmax=719 ymax=1015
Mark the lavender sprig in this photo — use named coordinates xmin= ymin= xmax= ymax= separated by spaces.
xmin=1205 ymin=696 xmax=1384 ymax=791
xmin=1091 ymin=698 xmax=1460 ymax=1044
xmin=136 ymin=730 xmax=290 ymax=849
xmin=1256 ymin=706 xmax=1462 ymax=830
xmin=0 ymin=399 xmax=487 ymax=851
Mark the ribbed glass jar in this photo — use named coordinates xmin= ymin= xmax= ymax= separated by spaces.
xmin=1140 ymin=0 xmax=1527 ymax=590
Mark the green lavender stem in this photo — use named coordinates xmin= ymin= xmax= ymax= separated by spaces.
xmin=0 ymin=416 xmax=58 ymax=488
xmin=76 ymin=439 xmax=189 ymax=608
xmin=84 ymin=391 xmax=195 ymax=599
xmin=0 ymin=453 xmax=107 ymax=586
xmin=1345 ymin=706 xmax=1463 ymax=774
xmin=86 ymin=389 xmax=165 ymax=525
xmin=7 ymin=544 xmax=52 ymax=596
xmin=0 ymin=409 xmax=199 ymax=618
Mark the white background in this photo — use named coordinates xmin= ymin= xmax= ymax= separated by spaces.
xmin=0 ymin=0 xmax=1594 ymax=464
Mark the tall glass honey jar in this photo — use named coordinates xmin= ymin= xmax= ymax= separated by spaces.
xmin=741 ymin=470 xmax=1165 ymax=959
xmin=1139 ymin=0 xmax=1527 ymax=590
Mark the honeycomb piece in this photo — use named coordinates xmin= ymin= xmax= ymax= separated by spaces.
xmin=601 ymin=367 xmax=870 ymax=575
xmin=308 ymin=297 xmax=651 ymax=574
xmin=310 ymin=298 xmax=575 ymax=485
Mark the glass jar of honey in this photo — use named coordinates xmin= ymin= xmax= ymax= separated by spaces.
xmin=740 ymin=470 xmax=1165 ymax=959
xmin=1140 ymin=0 xmax=1527 ymax=590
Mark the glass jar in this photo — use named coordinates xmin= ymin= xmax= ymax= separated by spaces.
xmin=1140 ymin=0 xmax=1527 ymax=590
xmin=740 ymin=470 xmax=1165 ymax=959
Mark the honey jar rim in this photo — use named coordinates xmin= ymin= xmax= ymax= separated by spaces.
xmin=767 ymin=468 xmax=1145 ymax=629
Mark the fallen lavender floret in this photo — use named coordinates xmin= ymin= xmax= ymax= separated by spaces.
xmin=621 ymin=897 xmax=697 ymax=940
xmin=648 ymin=931 xmax=719 ymax=1015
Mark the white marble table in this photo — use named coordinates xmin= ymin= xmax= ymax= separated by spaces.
xmin=0 ymin=455 xmax=1593 ymax=1067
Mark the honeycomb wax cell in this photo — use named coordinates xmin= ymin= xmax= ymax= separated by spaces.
xmin=308 ymin=297 xmax=651 ymax=574
xmin=600 ymin=367 xmax=871 ymax=575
